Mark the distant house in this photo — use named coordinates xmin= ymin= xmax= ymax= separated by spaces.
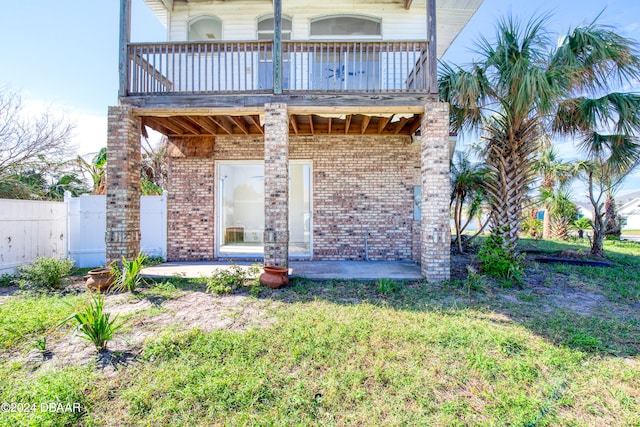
xmin=575 ymin=201 xmax=593 ymax=221
xmin=618 ymin=190 xmax=640 ymax=230
xmin=105 ymin=0 xmax=483 ymax=283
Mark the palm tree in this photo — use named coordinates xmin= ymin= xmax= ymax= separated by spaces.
xmin=450 ymin=151 xmax=488 ymax=253
xmin=77 ymin=147 xmax=107 ymax=195
xmin=540 ymin=187 xmax=578 ymax=240
xmin=439 ymin=14 xmax=640 ymax=253
xmin=533 ymin=144 xmax=573 ymax=238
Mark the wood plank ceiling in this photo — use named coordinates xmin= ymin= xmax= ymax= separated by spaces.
xmin=141 ymin=114 xmax=422 ymax=137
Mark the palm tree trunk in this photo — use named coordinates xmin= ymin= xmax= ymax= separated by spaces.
xmin=591 ymin=215 xmax=605 ymax=256
xmin=604 ymin=194 xmax=620 ymax=238
xmin=542 ymin=208 xmax=551 ymax=239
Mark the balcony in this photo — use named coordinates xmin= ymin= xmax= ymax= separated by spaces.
xmin=125 ymin=40 xmax=433 ymax=97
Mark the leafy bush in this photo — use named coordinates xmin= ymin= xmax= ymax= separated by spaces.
xmin=521 ymin=217 xmax=542 ymax=238
xmin=58 ymin=293 xmax=122 ymax=352
xmin=573 ymin=217 xmax=592 ymax=233
xmin=206 ymin=264 xmax=258 ymax=295
xmin=16 ymin=257 xmax=74 ymax=290
xmin=377 ymin=278 xmax=400 ymax=295
xmin=0 ymin=273 xmax=15 ymax=287
xmin=144 ymin=255 xmax=165 ymax=267
xmin=477 ymin=234 xmax=524 ymax=285
xmin=111 ymin=253 xmax=147 ymax=293
xmin=206 ymin=265 xmax=244 ymax=294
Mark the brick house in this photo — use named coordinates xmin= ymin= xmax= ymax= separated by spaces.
xmin=107 ymin=0 xmax=482 ymax=282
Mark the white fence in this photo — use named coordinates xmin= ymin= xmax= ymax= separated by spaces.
xmin=0 ymin=194 xmax=167 ymax=273
xmin=0 ymin=199 xmax=68 ymax=273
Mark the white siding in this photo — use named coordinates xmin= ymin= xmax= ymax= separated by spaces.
xmin=159 ymin=0 xmax=482 ymax=57
xmin=170 ymin=2 xmax=425 ymax=42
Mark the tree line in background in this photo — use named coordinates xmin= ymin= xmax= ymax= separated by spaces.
xmin=442 ymin=13 xmax=640 ymax=259
xmin=0 ymin=88 xmax=168 ymax=200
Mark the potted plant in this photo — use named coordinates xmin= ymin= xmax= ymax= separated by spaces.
xmin=85 ymin=267 xmax=115 ymax=292
xmin=259 ymin=265 xmax=289 ymax=289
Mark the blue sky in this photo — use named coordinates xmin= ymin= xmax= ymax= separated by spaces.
xmin=0 ymin=0 xmax=639 ymax=194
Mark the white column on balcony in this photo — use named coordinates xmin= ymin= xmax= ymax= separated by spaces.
xmin=426 ymin=0 xmax=437 ymax=94
xmin=273 ymin=0 xmax=283 ymax=94
xmin=119 ymin=0 xmax=131 ymax=97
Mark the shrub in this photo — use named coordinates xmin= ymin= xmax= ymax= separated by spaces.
xmin=521 ymin=217 xmax=542 ymax=238
xmin=206 ymin=265 xmax=252 ymax=295
xmin=377 ymin=278 xmax=400 ymax=295
xmin=58 ymin=293 xmax=122 ymax=352
xmin=144 ymin=255 xmax=165 ymax=266
xmin=111 ymin=253 xmax=147 ymax=293
xmin=573 ymin=217 xmax=592 ymax=234
xmin=17 ymin=257 xmax=74 ymax=290
xmin=0 ymin=273 xmax=15 ymax=287
xmin=477 ymin=234 xmax=524 ymax=285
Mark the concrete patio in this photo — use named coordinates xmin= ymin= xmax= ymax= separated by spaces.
xmin=141 ymin=261 xmax=423 ymax=281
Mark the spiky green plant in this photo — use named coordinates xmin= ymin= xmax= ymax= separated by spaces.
xmin=111 ymin=253 xmax=147 ymax=293
xmin=59 ymin=294 xmax=122 ymax=352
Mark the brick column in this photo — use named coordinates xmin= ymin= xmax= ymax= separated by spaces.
xmin=420 ymin=103 xmax=451 ymax=282
xmin=263 ymin=103 xmax=289 ymax=267
xmin=106 ymin=105 xmax=141 ymax=263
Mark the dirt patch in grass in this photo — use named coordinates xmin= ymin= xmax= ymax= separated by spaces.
xmin=19 ymin=290 xmax=275 ymax=376
xmin=0 ymin=285 xmax=20 ymax=304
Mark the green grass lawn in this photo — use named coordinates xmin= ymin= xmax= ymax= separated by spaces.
xmin=0 ymin=239 xmax=639 ymax=426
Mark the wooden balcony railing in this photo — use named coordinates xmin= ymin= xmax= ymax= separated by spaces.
xmin=126 ymin=40 xmax=433 ymax=96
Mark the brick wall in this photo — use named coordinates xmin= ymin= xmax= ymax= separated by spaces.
xmin=166 ymin=157 xmax=215 ymax=260
xmin=263 ymin=104 xmax=290 ymax=267
xmin=420 ymin=103 xmax=451 ymax=282
xmin=106 ymin=106 xmax=141 ymax=263
xmin=291 ymin=135 xmax=420 ymax=261
xmin=166 ymin=134 xmax=422 ymax=262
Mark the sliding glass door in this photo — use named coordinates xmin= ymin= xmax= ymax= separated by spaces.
xmin=217 ymin=161 xmax=311 ymax=257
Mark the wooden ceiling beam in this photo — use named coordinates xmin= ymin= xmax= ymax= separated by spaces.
xmin=308 ymin=115 xmax=314 ymax=136
xmin=167 ymin=117 xmax=200 ymax=135
xmin=290 ymin=114 xmax=299 ymax=135
xmin=229 ymin=116 xmax=249 ymax=135
xmin=404 ymin=0 xmax=413 ymax=10
xmin=377 ymin=116 xmax=392 ymax=134
xmin=189 ymin=116 xmax=218 ymax=135
xmin=156 ymin=117 xmax=189 ymax=135
xmin=344 ymin=114 xmax=352 ymax=134
xmin=287 ymin=106 xmax=424 ymax=115
xmin=407 ymin=115 xmax=422 ymax=135
xmin=327 ymin=117 xmax=332 ymax=134
xmin=142 ymin=117 xmax=173 ymax=136
xmin=246 ymin=115 xmax=263 ymax=134
xmin=361 ymin=116 xmax=371 ymax=134
xmin=394 ymin=117 xmax=409 ymax=134
xmin=209 ymin=116 xmax=233 ymax=135
xmin=133 ymin=107 xmax=264 ymax=117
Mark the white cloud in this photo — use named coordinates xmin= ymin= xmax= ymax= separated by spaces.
xmin=21 ymin=98 xmax=107 ymax=158
xmin=71 ymin=112 xmax=107 ymax=157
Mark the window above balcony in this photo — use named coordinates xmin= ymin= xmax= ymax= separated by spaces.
xmin=257 ymin=15 xmax=292 ymax=40
xmin=188 ymin=16 xmax=222 ymax=41
xmin=310 ymin=15 xmax=382 ymax=38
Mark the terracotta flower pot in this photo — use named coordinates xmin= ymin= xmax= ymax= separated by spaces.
xmin=259 ymin=265 xmax=289 ymax=289
xmin=85 ymin=267 xmax=115 ymax=292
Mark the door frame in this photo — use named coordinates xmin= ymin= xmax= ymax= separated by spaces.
xmin=214 ymin=160 xmax=313 ymax=258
